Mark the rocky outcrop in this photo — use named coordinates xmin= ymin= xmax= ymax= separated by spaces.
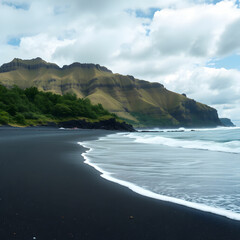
xmin=57 ymin=118 xmax=136 ymax=132
xmin=62 ymin=63 xmax=112 ymax=73
xmin=219 ymin=118 xmax=235 ymax=127
xmin=0 ymin=58 xmax=60 ymax=73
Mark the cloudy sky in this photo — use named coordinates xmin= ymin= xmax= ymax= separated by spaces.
xmin=0 ymin=0 xmax=240 ymax=124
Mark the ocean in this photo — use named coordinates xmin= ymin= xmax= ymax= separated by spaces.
xmin=79 ymin=127 xmax=240 ymax=220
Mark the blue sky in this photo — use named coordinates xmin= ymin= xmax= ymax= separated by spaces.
xmin=135 ymin=8 xmax=161 ymax=18
xmin=208 ymin=54 xmax=240 ymax=71
xmin=7 ymin=37 xmax=21 ymax=46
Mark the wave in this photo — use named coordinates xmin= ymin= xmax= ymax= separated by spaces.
xmin=139 ymin=126 xmax=240 ymax=132
xmin=126 ymin=134 xmax=240 ymax=154
xmin=78 ymin=141 xmax=240 ymax=221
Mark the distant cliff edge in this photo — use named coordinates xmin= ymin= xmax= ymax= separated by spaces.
xmin=219 ymin=118 xmax=236 ymax=127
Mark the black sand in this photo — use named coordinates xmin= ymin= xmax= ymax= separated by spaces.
xmin=0 ymin=127 xmax=239 ymax=240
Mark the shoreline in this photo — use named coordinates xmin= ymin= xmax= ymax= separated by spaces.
xmin=80 ymin=141 xmax=240 ymax=222
xmin=0 ymin=128 xmax=240 ymax=239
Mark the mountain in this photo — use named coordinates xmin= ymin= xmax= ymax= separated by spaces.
xmin=0 ymin=58 xmax=222 ymax=127
xmin=219 ymin=118 xmax=235 ymax=127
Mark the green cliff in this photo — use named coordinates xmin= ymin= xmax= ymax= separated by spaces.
xmin=0 ymin=58 xmax=222 ymax=127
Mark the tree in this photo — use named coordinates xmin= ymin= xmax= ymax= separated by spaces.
xmin=0 ymin=110 xmax=10 ymax=125
xmin=53 ymin=103 xmax=72 ymax=117
xmin=25 ymin=87 xmax=39 ymax=101
xmin=14 ymin=113 xmax=26 ymax=125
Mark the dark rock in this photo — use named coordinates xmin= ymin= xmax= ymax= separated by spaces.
xmin=219 ymin=118 xmax=236 ymax=127
xmin=62 ymin=63 xmax=112 ymax=73
xmin=140 ymin=130 xmax=163 ymax=133
xmin=58 ymin=118 xmax=136 ymax=132
xmin=167 ymin=130 xmax=184 ymax=132
xmin=127 ymin=75 xmax=135 ymax=80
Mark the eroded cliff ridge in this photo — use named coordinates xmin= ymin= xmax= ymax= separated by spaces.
xmin=0 ymin=58 xmax=222 ymax=127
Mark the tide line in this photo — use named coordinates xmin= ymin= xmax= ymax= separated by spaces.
xmin=78 ymin=141 xmax=240 ymax=222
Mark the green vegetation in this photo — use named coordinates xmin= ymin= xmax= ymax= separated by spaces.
xmin=130 ymin=112 xmax=179 ymax=127
xmin=0 ymin=84 xmax=116 ymax=126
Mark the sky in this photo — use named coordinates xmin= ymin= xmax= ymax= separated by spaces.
xmin=0 ymin=0 xmax=240 ymax=125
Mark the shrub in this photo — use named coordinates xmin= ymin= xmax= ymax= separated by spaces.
xmin=14 ymin=113 xmax=26 ymax=125
xmin=53 ymin=103 xmax=72 ymax=117
xmin=0 ymin=110 xmax=10 ymax=125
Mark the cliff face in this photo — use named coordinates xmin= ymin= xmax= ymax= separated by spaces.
xmin=0 ymin=58 xmax=59 ymax=72
xmin=0 ymin=58 xmax=222 ymax=127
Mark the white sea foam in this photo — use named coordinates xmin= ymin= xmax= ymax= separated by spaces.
xmin=140 ymin=126 xmax=240 ymax=132
xmin=126 ymin=134 xmax=240 ymax=154
xmin=78 ymin=141 xmax=240 ymax=221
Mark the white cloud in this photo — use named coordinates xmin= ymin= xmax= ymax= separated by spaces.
xmin=217 ymin=17 xmax=240 ymax=56
xmin=20 ymin=34 xmax=76 ymax=61
xmin=160 ymin=67 xmax=240 ymax=121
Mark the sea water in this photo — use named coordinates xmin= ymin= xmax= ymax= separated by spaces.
xmin=79 ymin=127 xmax=240 ymax=220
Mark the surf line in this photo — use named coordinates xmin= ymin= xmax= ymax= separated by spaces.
xmin=78 ymin=141 xmax=240 ymax=222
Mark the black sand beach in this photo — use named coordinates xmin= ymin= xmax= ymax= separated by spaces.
xmin=0 ymin=128 xmax=240 ymax=240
